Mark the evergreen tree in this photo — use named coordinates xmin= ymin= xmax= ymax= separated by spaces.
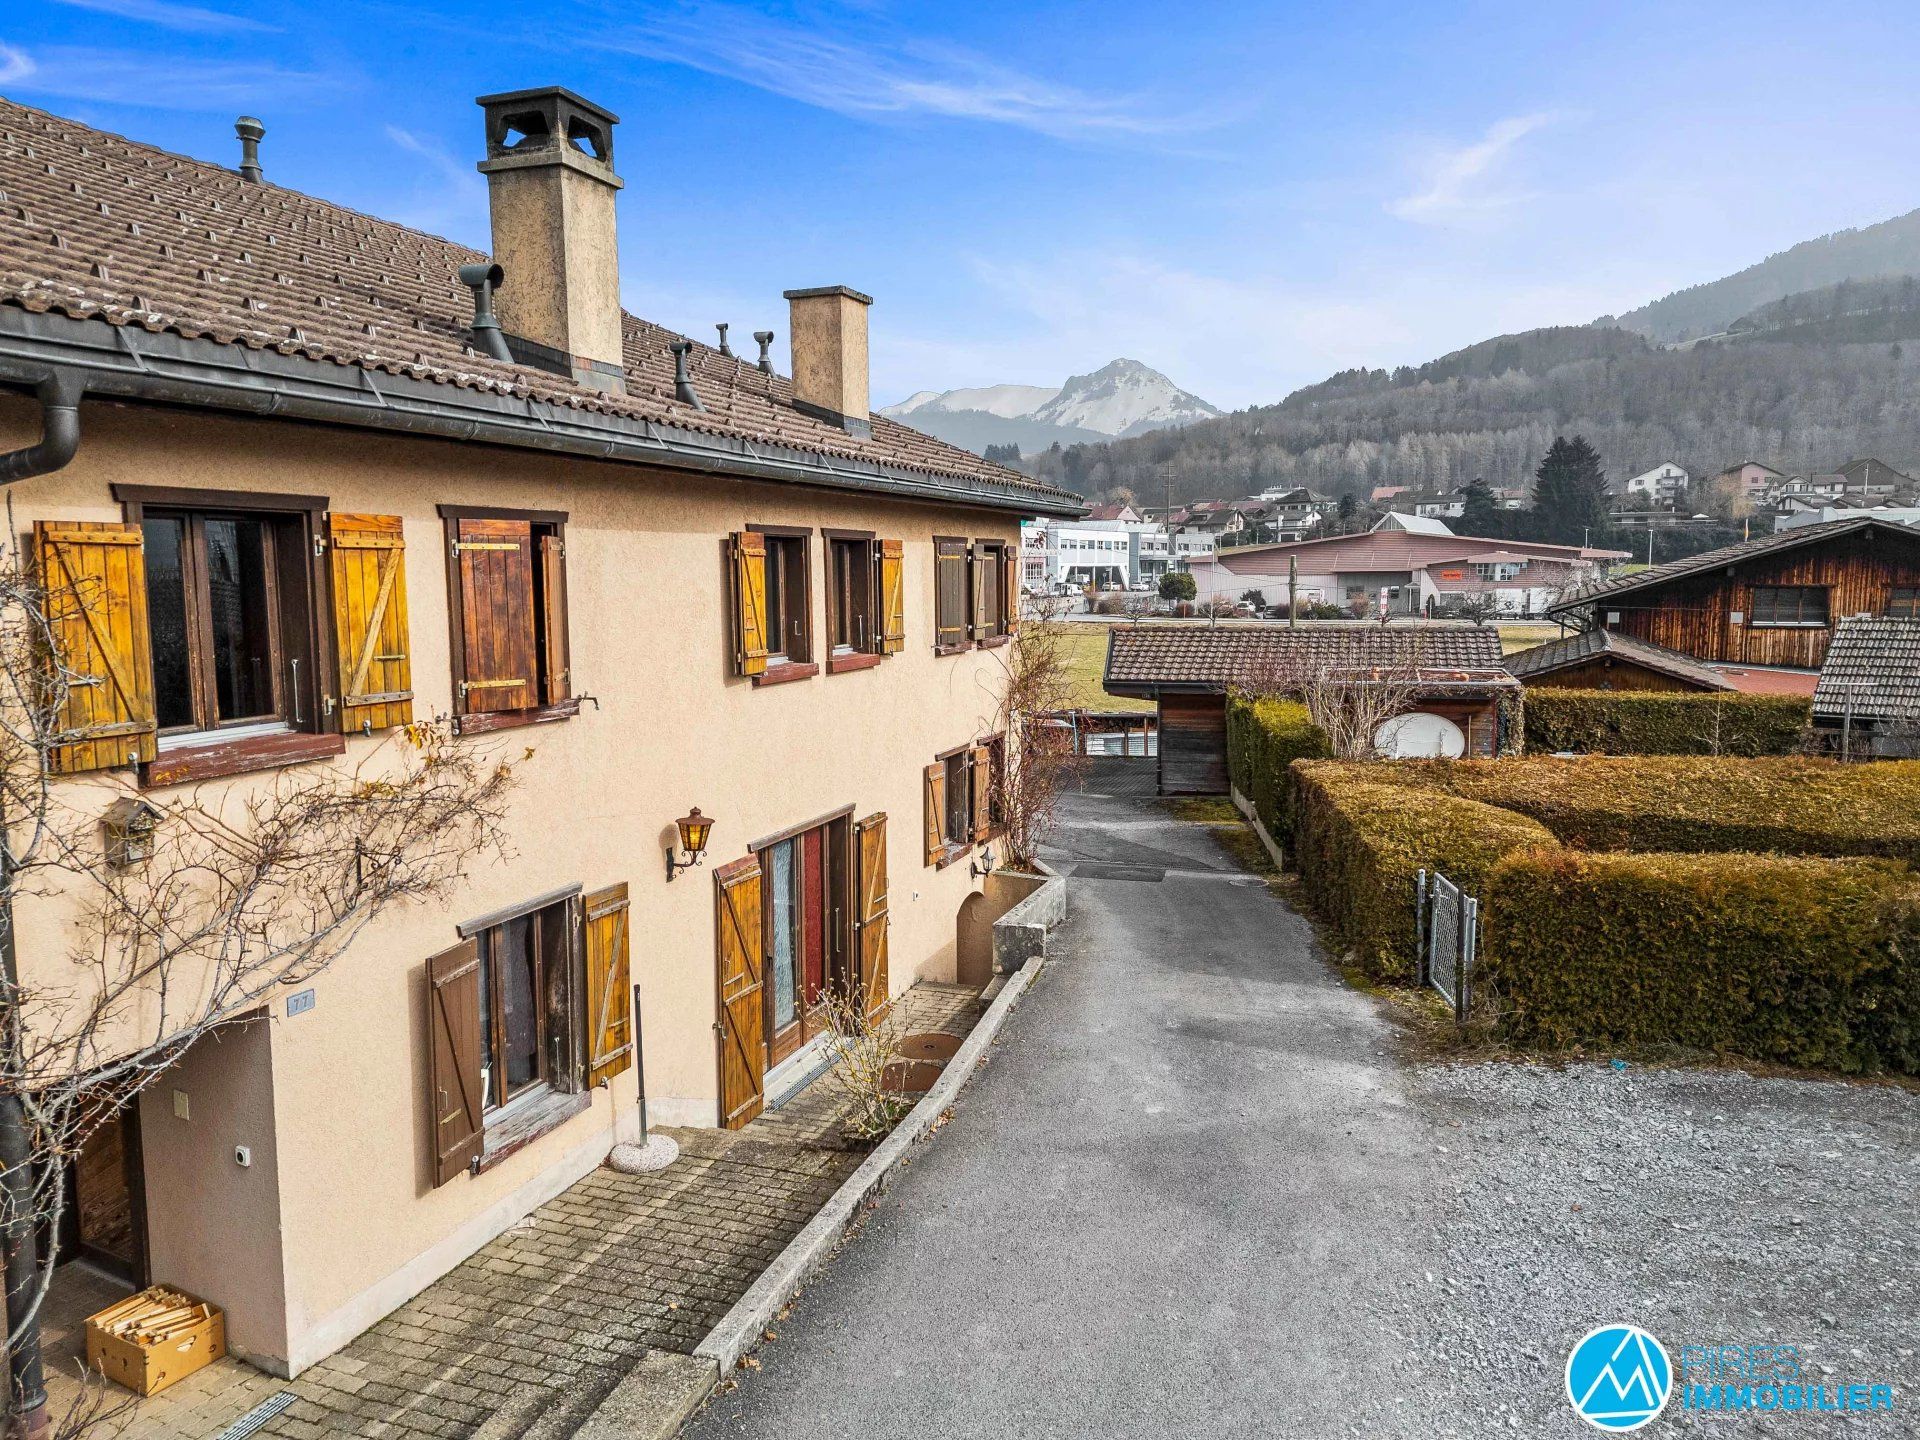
xmin=1530 ymin=436 xmax=1611 ymax=545
xmin=1336 ymin=492 xmax=1358 ymax=532
xmin=982 ymin=442 xmax=1024 ymax=468
xmin=1459 ymin=476 xmax=1500 ymax=536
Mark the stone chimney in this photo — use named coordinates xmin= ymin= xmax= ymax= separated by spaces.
xmin=783 ymin=286 xmax=872 ymax=437
xmin=475 ymin=87 xmax=625 ymax=394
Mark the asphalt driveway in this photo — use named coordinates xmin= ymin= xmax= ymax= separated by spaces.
xmin=683 ymin=762 xmax=1920 ymax=1438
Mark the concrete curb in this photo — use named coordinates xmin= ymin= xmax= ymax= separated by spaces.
xmin=690 ymin=951 xmax=1047 ymax=1380
xmin=992 ymin=858 xmax=1065 ymax=974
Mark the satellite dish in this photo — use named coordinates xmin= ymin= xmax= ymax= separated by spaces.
xmin=1375 ymin=711 xmax=1467 ymax=758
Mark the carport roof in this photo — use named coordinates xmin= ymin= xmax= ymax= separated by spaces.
xmin=1102 ymin=622 xmax=1509 ymax=696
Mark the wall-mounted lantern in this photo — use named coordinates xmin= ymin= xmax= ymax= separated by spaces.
xmin=665 ymin=808 xmax=715 ymax=881
xmin=970 ymin=844 xmax=995 ymax=881
xmin=103 ymin=797 xmax=162 ymax=869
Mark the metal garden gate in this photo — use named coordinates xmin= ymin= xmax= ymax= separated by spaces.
xmin=1414 ymin=868 xmax=1478 ymax=1022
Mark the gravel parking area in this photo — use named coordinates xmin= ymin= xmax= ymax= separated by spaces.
xmin=1403 ymin=1061 xmax=1919 ymax=1436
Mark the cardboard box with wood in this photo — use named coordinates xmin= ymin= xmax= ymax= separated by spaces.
xmin=84 ymin=1285 xmax=226 ymax=1396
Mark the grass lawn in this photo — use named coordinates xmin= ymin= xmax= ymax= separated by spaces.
xmin=1495 ymin=621 xmax=1564 ymax=654
xmin=1042 ymin=623 xmax=1151 ymax=713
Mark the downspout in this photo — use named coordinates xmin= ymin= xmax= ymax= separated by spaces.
xmin=0 ymin=368 xmax=80 ymax=1440
xmin=0 ymin=371 xmax=83 ymax=486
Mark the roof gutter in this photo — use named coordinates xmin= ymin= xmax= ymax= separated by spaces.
xmin=0 ymin=369 xmax=83 ymax=485
xmin=0 ymin=309 xmax=1085 ymax=519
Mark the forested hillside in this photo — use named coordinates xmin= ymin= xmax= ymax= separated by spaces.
xmin=1609 ymin=207 xmax=1920 ymax=342
xmin=1033 ymin=320 xmax=1920 ymax=505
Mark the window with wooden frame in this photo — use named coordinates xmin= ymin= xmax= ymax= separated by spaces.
xmin=428 ymin=881 xmax=631 ymax=1185
xmin=1887 ymin=586 xmax=1920 ymax=618
xmin=922 ymin=743 xmax=992 ymax=865
xmin=934 ymin=537 xmax=969 ymax=654
xmin=729 ymin=527 xmax=815 ymax=684
xmin=441 ymin=506 xmax=574 ymax=733
xmin=824 ymin=531 xmax=881 ymax=673
xmin=1748 ymin=585 xmax=1830 ymax=628
xmin=971 ymin=540 xmax=1012 ymax=644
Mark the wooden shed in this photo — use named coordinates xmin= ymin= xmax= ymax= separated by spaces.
xmin=1550 ymin=517 xmax=1920 ymax=673
xmin=1502 ymin=628 xmax=1735 ymax=692
xmin=1103 ymin=623 xmax=1517 ymax=795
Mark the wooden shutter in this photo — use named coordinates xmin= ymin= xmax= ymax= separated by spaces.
xmin=729 ymin=532 xmax=769 ymax=677
xmin=854 ymin=814 xmax=891 ymax=1022
xmin=453 ymin=517 xmax=536 ymax=714
xmin=34 ymin=521 xmax=157 ymax=774
xmin=969 ymin=545 xmax=989 ymax=640
xmin=427 ymin=938 xmax=484 ymax=1187
xmin=538 ymin=533 xmax=571 ymax=704
xmin=1003 ymin=546 xmax=1020 ymax=634
xmin=878 ymin=539 xmax=905 ymax=654
xmin=923 ymin=761 xmax=946 ymax=865
xmin=715 ymin=857 xmax=766 ymax=1129
xmin=328 ymin=513 xmax=413 ymax=733
xmin=935 ymin=541 xmax=967 ymax=652
xmin=582 ymin=882 xmax=633 ymax=1088
xmin=970 ymin=744 xmax=993 ymax=843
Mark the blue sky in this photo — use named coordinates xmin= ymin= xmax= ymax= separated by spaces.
xmin=6 ymin=0 xmax=1920 ymax=410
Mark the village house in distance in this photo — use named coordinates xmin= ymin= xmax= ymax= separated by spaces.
xmin=0 ymin=85 xmax=1080 ymax=1387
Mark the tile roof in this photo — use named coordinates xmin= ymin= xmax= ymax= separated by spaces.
xmin=1502 ymin=627 xmax=1734 ymax=690
xmin=1550 ymin=516 xmax=1920 ymax=612
xmin=1813 ymin=615 xmax=1920 ymax=722
xmin=1103 ymin=622 xmax=1510 ymax=694
xmin=0 ymin=97 xmax=1076 ymax=508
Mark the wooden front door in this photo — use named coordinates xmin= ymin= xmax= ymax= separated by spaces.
xmin=715 ymin=857 xmax=766 ymax=1129
xmin=854 ymin=813 xmax=891 ymax=1020
xmin=58 ymin=1105 xmax=145 ymax=1284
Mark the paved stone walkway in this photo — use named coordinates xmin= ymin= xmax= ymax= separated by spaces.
xmin=41 ymin=983 xmax=982 ymax=1440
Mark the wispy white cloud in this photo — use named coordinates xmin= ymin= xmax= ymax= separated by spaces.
xmin=381 ymin=125 xmax=488 ymax=240
xmin=595 ymin=4 xmax=1209 ymax=141
xmin=49 ymin=0 xmax=274 ymax=35
xmin=1388 ymin=113 xmax=1556 ymax=224
xmin=1 ymin=44 xmax=335 ymax=109
xmin=0 ymin=43 xmax=34 ymax=86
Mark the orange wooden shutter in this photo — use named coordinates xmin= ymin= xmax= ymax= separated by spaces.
xmin=453 ymin=517 xmax=536 ymax=714
xmin=1003 ymin=546 xmax=1020 ymax=634
xmin=715 ymin=857 xmax=766 ymax=1128
xmin=34 ymin=521 xmax=157 ymax=774
xmin=970 ymin=744 xmax=993 ymax=843
xmin=538 ymin=532 xmax=571 ymax=704
xmin=729 ymin=532 xmax=770 ymax=677
xmin=583 ymin=882 xmax=632 ymax=1088
xmin=923 ymin=761 xmax=946 ymax=865
xmin=878 ymin=539 xmax=906 ymax=654
xmin=327 ymin=513 xmax=414 ymax=733
xmin=427 ymin=938 xmax=484 ymax=1186
xmin=854 ymin=814 xmax=891 ymax=1022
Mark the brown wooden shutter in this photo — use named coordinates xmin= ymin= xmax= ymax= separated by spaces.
xmin=427 ymin=938 xmax=485 ymax=1187
xmin=1003 ymin=546 xmax=1020 ymax=634
xmin=580 ymin=884 xmax=632 ymax=1090
xmin=715 ymin=857 xmax=766 ymax=1129
xmin=729 ymin=532 xmax=770 ymax=677
xmin=969 ymin=545 xmax=988 ymax=640
xmin=453 ymin=517 xmax=536 ymax=714
xmin=854 ymin=813 xmax=891 ymax=1022
xmin=970 ymin=744 xmax=993 ymax=843
xmin=986 ymin=734 xmax=1008 ymax=832
xmin=538 ymin=532 xmax=571 ymax=704
xmin=878 ymin=539 xmax=906 ymax=654
xmin=935 ymin=541 xmax=967 ymax=652
xmin=923 ymin=761 xmax=946 ymax=865
xmin=328 ymin=513 xmax=414 ymax=733
xmin=34 ymin=521 xmax=157 ymax=774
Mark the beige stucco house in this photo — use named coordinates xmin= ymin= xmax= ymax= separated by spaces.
xmin=0 ymin=86 xmax=1080 ymax=1389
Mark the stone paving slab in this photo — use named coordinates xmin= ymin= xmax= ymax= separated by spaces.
xmin=39 ymin=983 xmax=981 ymax=1440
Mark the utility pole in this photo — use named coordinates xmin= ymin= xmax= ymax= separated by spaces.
xmin=1288 ymin=555 xmax=1298 ymax=628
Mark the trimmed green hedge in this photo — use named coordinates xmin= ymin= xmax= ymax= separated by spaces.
xmin=1225 ymin=696 xmax=1331 ymax=839
xmin=1291 ymin=765 xmax=1559 ymax=981
xmin=1483 ymin=849 xmax=1920 ymax=1074
xmin=1524 ymin=689 xmax=1811 ymax=757
xmin=1366 ymin=756 xmax=1920 ymax=862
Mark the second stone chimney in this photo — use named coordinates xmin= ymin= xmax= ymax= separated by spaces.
xmin=783 ymin=286 xmax=872 ymax=437
xmin=476 ymin=87 xmax=625 ymax=394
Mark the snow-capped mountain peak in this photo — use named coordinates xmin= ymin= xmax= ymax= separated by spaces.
xmin=878 ymin=359 xmax=1218 ymax=457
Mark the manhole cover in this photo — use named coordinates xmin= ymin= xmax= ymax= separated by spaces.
xmin=1073 ymin=863 xmax=1166 ymax=882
